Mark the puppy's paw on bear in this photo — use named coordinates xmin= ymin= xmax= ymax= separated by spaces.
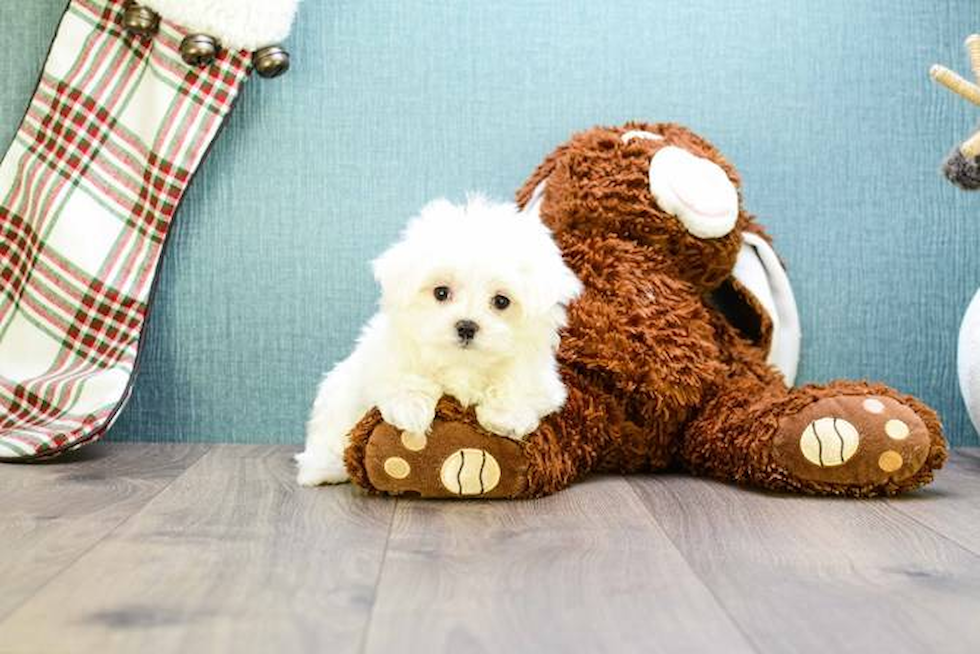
xmin=476 ymin=403 xmax=540 ymax=440
xmin=378 ymin=391 xmax=438 ymax=435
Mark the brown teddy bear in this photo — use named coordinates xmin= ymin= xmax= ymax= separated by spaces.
xmin=343 ymin=122 xmax=948 ymax=499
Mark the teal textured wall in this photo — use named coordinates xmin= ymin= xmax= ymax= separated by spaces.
xmin=1 ymin=1 xmax=979 ymax=445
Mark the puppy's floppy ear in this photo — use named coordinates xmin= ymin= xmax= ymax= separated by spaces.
xmin=521 ymin=250 xmax=583 ymax=318
xmin=372 ymin=198 xmax=456 ymax=308
xmin=371 ymin=241 xmax=412 ymax=308
xmin=550 ymin=257 xmax=584 ymax=306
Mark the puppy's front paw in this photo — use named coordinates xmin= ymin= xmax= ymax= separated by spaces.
xmin=379 ymin=391 xmax=437 ymax=434
xmin=476 ymin=403 xmax=540 ymax=440
xmin=295 ymin=450 xmax=349 ymax=486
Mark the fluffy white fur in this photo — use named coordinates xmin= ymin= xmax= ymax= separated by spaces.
xmin=296 ymin=196 xmax=582 ymax=486
xmin=140 ymin=0 xmax=299 ymax=51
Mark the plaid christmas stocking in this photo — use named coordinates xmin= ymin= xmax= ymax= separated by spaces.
xmin=0 ymin=0 xmax=297 ymax=460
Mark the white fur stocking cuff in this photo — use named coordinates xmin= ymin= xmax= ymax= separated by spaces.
xmin=139 ymin=0 xmax=299 ymax=51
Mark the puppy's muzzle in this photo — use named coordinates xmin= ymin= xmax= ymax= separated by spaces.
xmin=455 ymin=319 xmax=479 ymax=345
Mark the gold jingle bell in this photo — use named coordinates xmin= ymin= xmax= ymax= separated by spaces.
xmin=180 ymin=34 xmax=219 ymax=66
xmin=253 ymin=46 xmax=290 ymax=78
xmin=122 ymin=3 xmax=159 ymax=37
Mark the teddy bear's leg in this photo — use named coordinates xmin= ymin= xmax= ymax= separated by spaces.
xmin=344 ymin=387 xmax=605 ymax=499
xmin=680 ymin=375 xmax=948 ymax=496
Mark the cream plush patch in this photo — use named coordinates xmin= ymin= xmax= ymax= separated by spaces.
xmin=733 ymin=232 xmax=801 ymax=385
xmin=648 ymin=146 xmax=739 ymax=239
xmin=621 ymin=129 xmax=664 ymax=142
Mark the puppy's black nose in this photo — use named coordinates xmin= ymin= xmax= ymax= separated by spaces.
xmin=455 ymin=319 xmax=479 ymax=342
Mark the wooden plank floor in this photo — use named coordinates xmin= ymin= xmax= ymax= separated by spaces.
xmin=0 ymin=445 xmax=978 ymax=654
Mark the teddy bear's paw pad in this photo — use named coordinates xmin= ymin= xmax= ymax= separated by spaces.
xmin=363 ymin=419 xmax=529 ymax=498
xmin=440 ymin=448 xmax=502 ymax=495
xmin=774 ymin=395 xmax=931 ymax=486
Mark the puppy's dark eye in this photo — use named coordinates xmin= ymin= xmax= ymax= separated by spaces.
xmin=433 ymin=286 xmax=451 ymax=302
xmin=492 ymin=294 xmax=511 ymax=310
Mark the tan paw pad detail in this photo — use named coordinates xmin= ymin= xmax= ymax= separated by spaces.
xmin=400 ymin=431 xmax=427 ymax=451
xmin=776 ymin=394 xmax=933 ymax=486
xmin=440 ymin=448 xmax=501 ymax=496
xmin=885 ymin=419 xmax=910 ymax=440
xmin=799 ymin=418 xmax=859 ymax=466
xmin=383 ymin=456 xmax=411 ymax=479
xmin=878 ymin=450 xmax=904 ymax=473
xmin=863 ymin=398 xmax=885 ymax=414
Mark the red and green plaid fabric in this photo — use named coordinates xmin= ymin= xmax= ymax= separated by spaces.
xmin=0 ymin=0 xmax=251 ymax=459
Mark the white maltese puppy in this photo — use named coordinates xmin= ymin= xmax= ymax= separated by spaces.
xmin=296 ymin=195 xmax=582 ymax=486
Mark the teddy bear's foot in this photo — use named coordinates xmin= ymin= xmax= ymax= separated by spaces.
xmin=357 ymin=419 xmax=530 ymax=498
xmin=773 ymin=393 xmax=940 ymax=490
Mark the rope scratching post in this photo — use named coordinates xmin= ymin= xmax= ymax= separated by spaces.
xmin=962 ymin=130 xmax=980 ymax=160
xmin=931 ymin=34 xmax=980 ymax=188
xmin=967 ymin=34 xmax=980 ymax=85
xmin=930 ymin=65 xmax=980 ymax=108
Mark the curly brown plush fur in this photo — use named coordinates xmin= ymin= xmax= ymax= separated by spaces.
xmin=345 ymin=122 xmax=948 ymax=499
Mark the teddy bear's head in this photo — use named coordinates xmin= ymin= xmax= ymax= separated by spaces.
xmin=517 ymin=122 xmax=753 ymax=291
